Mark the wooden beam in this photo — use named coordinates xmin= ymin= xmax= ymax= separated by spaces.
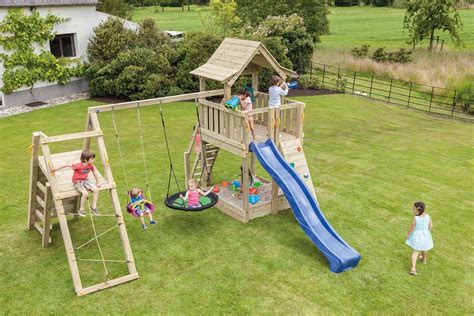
xmin=28 ymin=132 xmax=41 ymax=230
xmin=78 ymin=272 xmax=139 ymax=296
xmin=87 ymin=90 xmax=224 ymax=114
xmin=224 ymin=84 xmax=232 ymax=101
xmin=42 ymin=130 xmax=103 ymax=144
xmin=42 ymin=183 xmax=52 ymax=247
xmin=199 ymin=77 xmax=206 ymax=92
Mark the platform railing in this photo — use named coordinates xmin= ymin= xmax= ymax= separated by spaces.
xmin=198 ymin=93 xmax=305 ymax=153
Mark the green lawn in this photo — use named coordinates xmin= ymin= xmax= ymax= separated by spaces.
xmin=320 ymin=6 xmax=474 ymax=51
xmin=132 ymin=5 xmax=208 ymax=32
xmin=0 ymin=95 xmax=472 ymax=314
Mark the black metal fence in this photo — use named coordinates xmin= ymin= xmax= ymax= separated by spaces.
xmin=303 ymin=62 xmax=473 ymax=121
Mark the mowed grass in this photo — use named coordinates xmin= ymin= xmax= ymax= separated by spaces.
xmin=0 ymin=95 xmax=472 ymax=314
xmin=320 ymin=6 xmax=474 ymax=50
xmin=132 ymin=5 xmax=209 ymax=32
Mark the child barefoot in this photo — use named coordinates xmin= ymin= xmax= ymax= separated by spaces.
xmin=180 ymin=179 xmax=213 ymax=208
xmin=268 ymin=75 xmax=289 ymax=107
xmin=52 ymin=150 xmax=101 ymax=217
xmin=406 ymin=201 xmax=433 ymax=275
xmin=129 ymin=188 xmax=156 ymax=229
xmin=237 ymin=88 xmax=256 ymax=140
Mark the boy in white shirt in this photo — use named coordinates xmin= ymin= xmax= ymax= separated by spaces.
xmin=268 ymin=75 xmax=289 ymax=107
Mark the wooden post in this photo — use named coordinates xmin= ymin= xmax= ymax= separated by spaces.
xmin=82 ymin=113 xmax=93 ymax=150
xmin=322 ymin=64 xmax=326 ymax=86
xmin=252 ymin=70 xmax=259 ymax=93
xmin=271 ymin=108 xmax=281 ymax=215
xmin=224 ymin=83 xmax=231 ymax=101
xmin=42 ymin=183 xmax=52 ymax=247
xmin=28 ymin=132 xmax=41 ymax=230
xmin=40 ymin=140 xmax=83 ymax=294
xmin=296 ymin=104 xmax=304 ymax=141
xmin=199 ymin=77 xmax=206 ymax=92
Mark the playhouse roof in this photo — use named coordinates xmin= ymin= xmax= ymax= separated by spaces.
xmin=190 ymin=38 xmax=296 ymax=86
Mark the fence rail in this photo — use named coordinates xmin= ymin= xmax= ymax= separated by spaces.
xmin=303 ymin=62 xmax=473 ymax=121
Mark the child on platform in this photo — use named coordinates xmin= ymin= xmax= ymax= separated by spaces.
xmin=129 ymin=188 xmax=156 ymax=229
xmin=237 ymin=88 xmax=256 ymax=140
xmin=268 ymin=75 xmax=289 ymax=107
xmin=52 ymin=149 xmax=101 ymax=217
xmin=405 ymin=201 xmax=434 ymax=275
xmin=180 ymin=179 xmax=213 ymax=208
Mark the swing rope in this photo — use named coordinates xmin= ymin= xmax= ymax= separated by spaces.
xmin=194 ymin=97 xmax=210 ymax=187
xmin=136 ymin=102 xmax=153 ymax=200
xmin=111 ymin=107 xmax=130 ymax=192
xmin=159 ymin=100 xmax=181 ymax=197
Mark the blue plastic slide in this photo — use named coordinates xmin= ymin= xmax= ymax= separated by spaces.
xmin=250 ymin=139 xmax=361 ymax=273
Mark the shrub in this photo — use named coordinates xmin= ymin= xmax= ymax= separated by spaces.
xmin=335 ymin=0 xmax=359 ymax=6
xmin=298 ymin=74 xmax=319 ymax=89
xmin=455 ymin=80 xmax=473 ymax=113
xmin=371 ymin=47 xmax=387 ymax=62
xmin=174 ymin=31 xmax=223 ymax=93
xmin=351 ymin=44 xmax=370 ymax=58
xmin=87 ymin=18 xmax=138 ymax=64
xmin=389 ymin=48 xmax=412 ymax=63
xmin=97 ymin=0 xmax=133 ymax=19
xmin=372 ymin=0 xmax=391 ymax=6
xmin=255 ymin=14 xmax=313 ymax=72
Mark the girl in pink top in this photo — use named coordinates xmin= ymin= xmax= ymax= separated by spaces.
xmin=237 ymin=88 xmax=256 ymax=140
xmin=180 ymin=179 xmax=213 ymax=208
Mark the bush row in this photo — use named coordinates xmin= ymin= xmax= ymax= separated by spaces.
xmin=351 ymin=44 xmax=412 ymax=63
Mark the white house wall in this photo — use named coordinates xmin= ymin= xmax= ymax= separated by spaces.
xmin=0 ymin=5 xmax=139 ymax=107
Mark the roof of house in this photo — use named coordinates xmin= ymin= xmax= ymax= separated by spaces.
xmin=0 ymin=0 xmax=98 ymax=7
xmin=190 ymin=38 xmax=296 ymax=85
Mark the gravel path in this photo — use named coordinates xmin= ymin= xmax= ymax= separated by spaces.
xmin=0 ymin=92 xmax=89 ymax=118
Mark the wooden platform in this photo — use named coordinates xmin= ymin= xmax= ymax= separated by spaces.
xmin=38 ymin=150 xmax=115 ymax=199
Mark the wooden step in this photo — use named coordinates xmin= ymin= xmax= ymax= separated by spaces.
xmin=36 ymin=195 xmax=45 ymax=209
xmin=34 ymin=222 xmax=44 ymax=236
xmin=37 ymin=181 xmax=46 ymax=194
xmin=35 ymin=209 xmax=44 ymax=221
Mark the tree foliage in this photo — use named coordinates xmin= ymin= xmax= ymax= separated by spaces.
xmin=0 ymin=9 xmax=85 ymax=94
xmin=97 ymin=0 xmax=133 ymax=19
xmin=86 ymin=18 xmax=175 ymax=99
xmin=235 ymin=0 xmax=329 ymax=42
xmin=403 ymin=0 xmax=463 ymax=50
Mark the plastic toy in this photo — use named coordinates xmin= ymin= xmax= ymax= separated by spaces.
xmin=288 ymin=81 xmax=299 ymax=89
xmin=248 ymin=195 xmax=260 ymax=204
xmin=224 ymin=96 xmax=240 ymax=110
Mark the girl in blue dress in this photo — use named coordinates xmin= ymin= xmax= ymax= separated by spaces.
xmin=406 ymin=201 xmax=433 ymax=275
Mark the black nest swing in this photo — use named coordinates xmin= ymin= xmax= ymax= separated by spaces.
xmin=161 ymin=98 xmax=218 ymax=212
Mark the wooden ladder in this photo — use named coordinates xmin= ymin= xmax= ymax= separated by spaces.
xmin=28 ymin=177 xmax=53 ymax=247
xmin=192 ymin=143 xmax=220 ymax=186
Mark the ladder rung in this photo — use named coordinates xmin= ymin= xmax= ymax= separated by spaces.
xmin=35 ymin=209 xmax=44 ymax=221
xmin=36 ymin=181 xmax=46 ymax=194
xmin=36 ymin=195 xmax=45 ymax=209
xmin=34 ymin=222 xmax=44 ymax=236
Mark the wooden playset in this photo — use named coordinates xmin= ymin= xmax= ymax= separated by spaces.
xmin=27 ymin=38 xmax=316 ymax=295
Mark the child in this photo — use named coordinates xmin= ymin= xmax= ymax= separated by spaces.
xmin=405 ymin=201 xmax=434 ymax=275
xmin=236 ymin=88 xmax=257 ymax=140
xmin=180 ymin=179 xmax=213 ymax=208
xmin=52 ymin=150 xmax=101 ymax=217
xmin=268 ymin=75 xmax=289 ymax=107
xmin=129 ymin=188 xmax=156 ymax=229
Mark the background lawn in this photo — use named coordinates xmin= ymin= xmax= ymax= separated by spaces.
xmin=0 ymin=95 xmax=472 ymax=314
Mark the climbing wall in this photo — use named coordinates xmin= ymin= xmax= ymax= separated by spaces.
xmin=279 ymin=138 xmax=316 ymax=197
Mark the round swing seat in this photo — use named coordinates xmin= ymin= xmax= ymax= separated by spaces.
xmin=164 ymin=191 xmax=219 ymax=212
xmin=126 ymin=200 xmax=155 ymax=217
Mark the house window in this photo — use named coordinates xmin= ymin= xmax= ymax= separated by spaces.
xmin=50 ymin=34 xmax=76 ymax=58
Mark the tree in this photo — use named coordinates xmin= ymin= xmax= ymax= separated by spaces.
xmin=198 ymin=0 xmax=242 ymax=36
xmin=97 ymin=0 xmax=133 ymax=19
xmin=403 ymin=0 xmax=463 ymax=50
xmin=235 ymin=0 xmax=329 ymax=42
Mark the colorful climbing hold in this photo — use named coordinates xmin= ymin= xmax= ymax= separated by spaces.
xmin=297 ymin=146 xmax=302 ymax=152
xmin=304 ymin=174 xmax=309 ymax=179
xmin=213 ymin=186 xmax=220 ymax=193
xmin=289 ymin=162 xmax=295 ymax=168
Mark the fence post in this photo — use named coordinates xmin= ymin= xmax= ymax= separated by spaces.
xmin=428 ymin=86 xmax=434 ymax=113
xmin=310 ymin=61 xmax=313 ymax=79
xmin=388 ymin=78 xmax=393 ymax=102
xmin=369 ymin=74 xmax=374 ymax=98
xmin=451 ymin=90 xmax=457 ymax=117
xmin=407 ymin=82 xmax=413 ymax=107
xmin=322 ymin=64 xmax=326 ymax=87
xmin=352 ymin=71 xmax=356 ymax=93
